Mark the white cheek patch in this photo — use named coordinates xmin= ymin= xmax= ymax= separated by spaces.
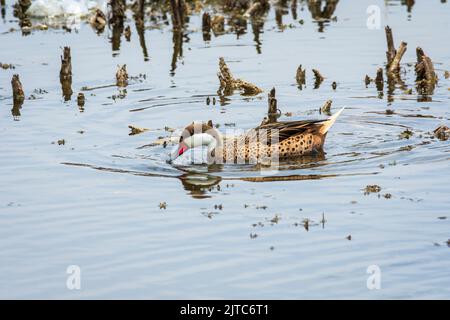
xmin=183 ymin=136 xmax=195 ymax=148
xmin=185 ymin=134 xmax=214 ymax=149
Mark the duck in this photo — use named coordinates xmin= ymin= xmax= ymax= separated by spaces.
xmin=170 ymin=108 xmax=344 ymax=165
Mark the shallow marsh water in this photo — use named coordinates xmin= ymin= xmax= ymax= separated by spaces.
xmin=1 ymin=0 xmax=450 ymax=299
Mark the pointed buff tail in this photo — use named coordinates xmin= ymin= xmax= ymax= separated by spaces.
xmin=319 ymin=107 xmax=345 ymax=135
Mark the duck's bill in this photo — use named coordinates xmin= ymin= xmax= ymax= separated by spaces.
xmin=170 ymin=143 xmax=188 ymax=160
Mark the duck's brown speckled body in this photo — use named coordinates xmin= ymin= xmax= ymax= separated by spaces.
xmin=172 ymin=109 xmax=344 ymax=164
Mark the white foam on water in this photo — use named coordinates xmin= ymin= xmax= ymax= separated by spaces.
xmin=27 ymin=0 xmax=107 ymax=18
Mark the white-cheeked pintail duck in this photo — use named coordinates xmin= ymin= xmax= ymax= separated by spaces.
xmin=170 ymin=108 xmax=344 ymax=164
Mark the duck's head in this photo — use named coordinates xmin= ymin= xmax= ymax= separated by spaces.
xmin=170 ymin=120 xmax=222 ymax=161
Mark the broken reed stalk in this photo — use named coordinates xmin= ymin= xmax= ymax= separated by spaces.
xmin=291 ymin=0 xmax=298 ymax=20
xmin=224 ymin=0 xmax=251 ymax=11
xmin=415 ymin=47 xmax=438 ymax=94
xmin=11 ymin=74 xmax=24 ymax=118
xmin=133 ymin=0 xmax=145 ymax=28
xmin=202 ymin=11 xmax=211 ymax=40
xmin=384 ymin=26 xmax=407 ymax=75
xmin=59 ymin=47 xmax=73 ymax=100
xmin=245 ymin=2 xmax=262 ymax=17
xmin=170 ymin=0 xmax=186 ymax=30
xmin=124 ymin=25 xmax=131 ymax=41
xmin=77 ymin=92 xmax=85 ymax=108
xmin=296 ymin=64 xmax=306 ymax=88
xmin=211 ymin=15 xmax=225 ymax=34
xmin=385 ymin=26 xmax=396 ymax=69
xmin=312 ymin=69 xmax=324 ymax=89
xmin=109 ymin=0 xmax=125 ymax=26
xmin=244 ymin=0 xmax=270 ymax=18
xmin=259 ymin=87 xmax=278 ymax=125
xmin=60 ymin=47 xmax=72 ymax=80
xmin=17 ymin=0 xmax=31 ymax=12
xmin=375 ymin=67 xmax=384 ymax=91
xmin=364 ymin=75 xmax=372 ymax=87
xmin=202 ymin=12 xmax=211 ymax=33
xmin=218 ymin=57 xmax=234 ymax=89
xmin=171 ymin=30 xmax=183 ymax=75
xmin=320 ymin=99 xmax=332 ymax=115
xmin=13 ymin=0 xmax=31 ymax=31
xmin=116 ymin=64 xmax=128 ymax=87
xmin=132 ymin=0 xmax=148 ymax=61
xmin=267 ymin=87 xmax=278 ymax=123
xmin=90 ymin=9 xmax=107 ymax=32
xmin=60 ymin=47 xmax=73 ymax=100
xmin=11 ymin=74 xmax=25 ymax=103
xmin=217 ymin=57 xmax=262 ymax=96
xmin=388 ymin=41 xmax=407 ymax=74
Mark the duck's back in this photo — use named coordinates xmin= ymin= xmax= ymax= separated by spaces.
xmin=218 ymin=120 xmax=326 ymax=163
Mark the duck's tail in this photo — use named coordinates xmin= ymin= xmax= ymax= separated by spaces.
xmin=319 ymin=107 xmax=345 ymax=135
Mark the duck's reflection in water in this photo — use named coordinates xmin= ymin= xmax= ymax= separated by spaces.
xmin=178 ymin=152 xmax=330 ymax=198
xmin=63 ymin=152 xmax=369 ymax=200
xmin=179 ymin=173 xmax=222 ymax=199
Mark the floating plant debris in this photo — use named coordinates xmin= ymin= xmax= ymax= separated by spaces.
xmin=1 ymin=62 xmax=15 ymax=69
xmin=364 ymin=185 xmax=381 ymax=195
xmin=128 ymin=125 xmax=149 ymax=136
xmin=399 ymin=129 xmax=414 ymax=139
xmin=270 ymin=215 xmax=280 ymax=224
xmin=433 ymin=125 xmax=450 ymax=141
xmin=159 ymin=202 xmax=167 ymax=209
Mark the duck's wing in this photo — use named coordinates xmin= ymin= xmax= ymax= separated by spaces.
xmin=255 ymin=119 xmax=326 ymax=143
xmin=255 ymin=108 xmax=345 ymax=143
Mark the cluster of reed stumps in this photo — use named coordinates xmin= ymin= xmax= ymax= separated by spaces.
xmin=365 ymin=26 xmax=439 ymax=102
xmin=10 ymin=44 xmax=130 ymax=117
xmin=6 ymin=1 xmax=450 ymax=139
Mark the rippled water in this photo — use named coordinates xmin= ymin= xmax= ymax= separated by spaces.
xmin=1 ymin=0 xmax=450 ymax=299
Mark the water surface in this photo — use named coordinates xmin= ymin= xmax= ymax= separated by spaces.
xmin=1 ymin=0 xmax=450 ymax=299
